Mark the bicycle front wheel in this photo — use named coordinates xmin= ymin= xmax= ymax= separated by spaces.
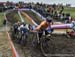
xmin=40 ymin=36 xmax=55 ymax=56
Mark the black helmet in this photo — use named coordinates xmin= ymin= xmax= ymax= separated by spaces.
xmin=46 ymin=16 xmax=52 ymax=22
xmin=21 ymin=22 xmax=26 ymax=26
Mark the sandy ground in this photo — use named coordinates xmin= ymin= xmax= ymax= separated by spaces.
xmin=12 ymin=32 xmax=75 ymax=57
xmin=0 ymin=31 xmax=12 ymax=57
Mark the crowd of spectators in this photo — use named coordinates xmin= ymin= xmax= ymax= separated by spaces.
xmin=0 ymin=1 xmax=73 ymax=23
xmin=19 ymin=2 xmax=72 ymax=23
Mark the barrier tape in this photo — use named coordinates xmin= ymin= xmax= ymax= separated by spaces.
xmin=21 ymin=11 xmax=38 ymax=26
xmin=18 ymin=11 xmax=24 ymax=22
xmin=4 ymin=12 xmax=19 ymax=57
xmin=6 ymin=32 xmax=19 ymax=57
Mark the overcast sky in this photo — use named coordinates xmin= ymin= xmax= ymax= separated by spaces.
xmin=0 ymin=0 xmax=75 ymax=7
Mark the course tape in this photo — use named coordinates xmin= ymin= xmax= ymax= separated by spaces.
xmin=21 ymin=11 xmax=38 ymax=26
xmin=5 ymin=8 xmax=38 ymax=26
xmin=4 ymin=12 xmax=19 ymax=57
xmin=6 ymin=32 xmax=19 ymax=57
xmin=18 ymin=11 xmax=24 ymax=22
xmin=18 ymin=8 xmax=46 ymax=20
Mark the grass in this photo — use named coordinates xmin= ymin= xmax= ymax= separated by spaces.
xmin=63 ymin=7 xmax=75 ymax=18
xmin=21 ymin=11 xmax=34 ymax=25
xmin=6 ymin=11 xmax=21 ymax=24
xmin=24 ymin=11 xmax=42 ymax=24
xmin=0 ymin=12 xmax=4 ymax=26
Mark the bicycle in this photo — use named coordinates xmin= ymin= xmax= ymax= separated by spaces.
xmin=30 ymin=29 xmax=55 ymax=56
xmin=18 ymin=29 xmax=29 ymax=46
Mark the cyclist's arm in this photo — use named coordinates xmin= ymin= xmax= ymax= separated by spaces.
xmin=34 ymin=21 xmax=45 ymax=31
xmin=35 ymin=25 xmax=42 ymax=31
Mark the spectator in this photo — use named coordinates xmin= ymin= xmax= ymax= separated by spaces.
xmin=65 ymin=13 xmax=72 ymax=23
xmin=60 ymin=13 xmax=65 ymax=21
xmin=3 ymin=19 xmax=7 ymax=26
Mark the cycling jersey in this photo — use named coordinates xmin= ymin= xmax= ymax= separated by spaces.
xmin=19 ymin=25 xmax=28 ymax=34
xmin=35 ymin=21 xmax=53 ymax=31
xmin=20 ymin=27 xmax=27 ymax=34
xmin=46 ymin=26 xmax=53 ymax=33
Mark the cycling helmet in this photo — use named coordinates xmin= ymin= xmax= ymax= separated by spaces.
xmin=46 ymin=16 xmax=52 ymax=22
xmin=21 ymin=22 xmax=26 ymax=26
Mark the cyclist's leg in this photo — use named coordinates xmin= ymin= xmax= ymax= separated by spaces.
xmin=46 ymin=29 xmax=54 ymax=37
xmin=31 ymin=33 xmax=38 ymax=47
xmin=20 ymin=32 xmax=26 ymax=45
xmin=45 ymin=30 xmax=51 ymax=40
xmin=26 ymin=32 xmax=28 ymax=38
xmin=38 ymin=32 xmax=43 ymax=38
xmin=20 ymin=31 xmax=29 ymax=46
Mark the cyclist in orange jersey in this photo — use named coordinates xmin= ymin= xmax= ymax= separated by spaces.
xmin=34 ymin=17 xmax=54 ymax=37
xmin=35 ymin=17 xmax=53 ymax=31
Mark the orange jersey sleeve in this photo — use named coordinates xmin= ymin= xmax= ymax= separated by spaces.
xmin=35 ymin=21 xmax=47 ymax=31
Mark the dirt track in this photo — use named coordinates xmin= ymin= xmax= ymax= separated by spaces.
xmin=12 ymin=33 xmax=75 ymax=57
xmin=6 ymin=10 xmax=75 ymax=57
xmin=20 ymin=11 xmax=75 ymax=57
xmin=0 ymin=31 xmax=12 ymax=57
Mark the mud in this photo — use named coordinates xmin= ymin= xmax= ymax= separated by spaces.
xmin=6 ymin=10 xmax=75 ymax=57
xmin=11 ymin=33 xmax=75 ymax=57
